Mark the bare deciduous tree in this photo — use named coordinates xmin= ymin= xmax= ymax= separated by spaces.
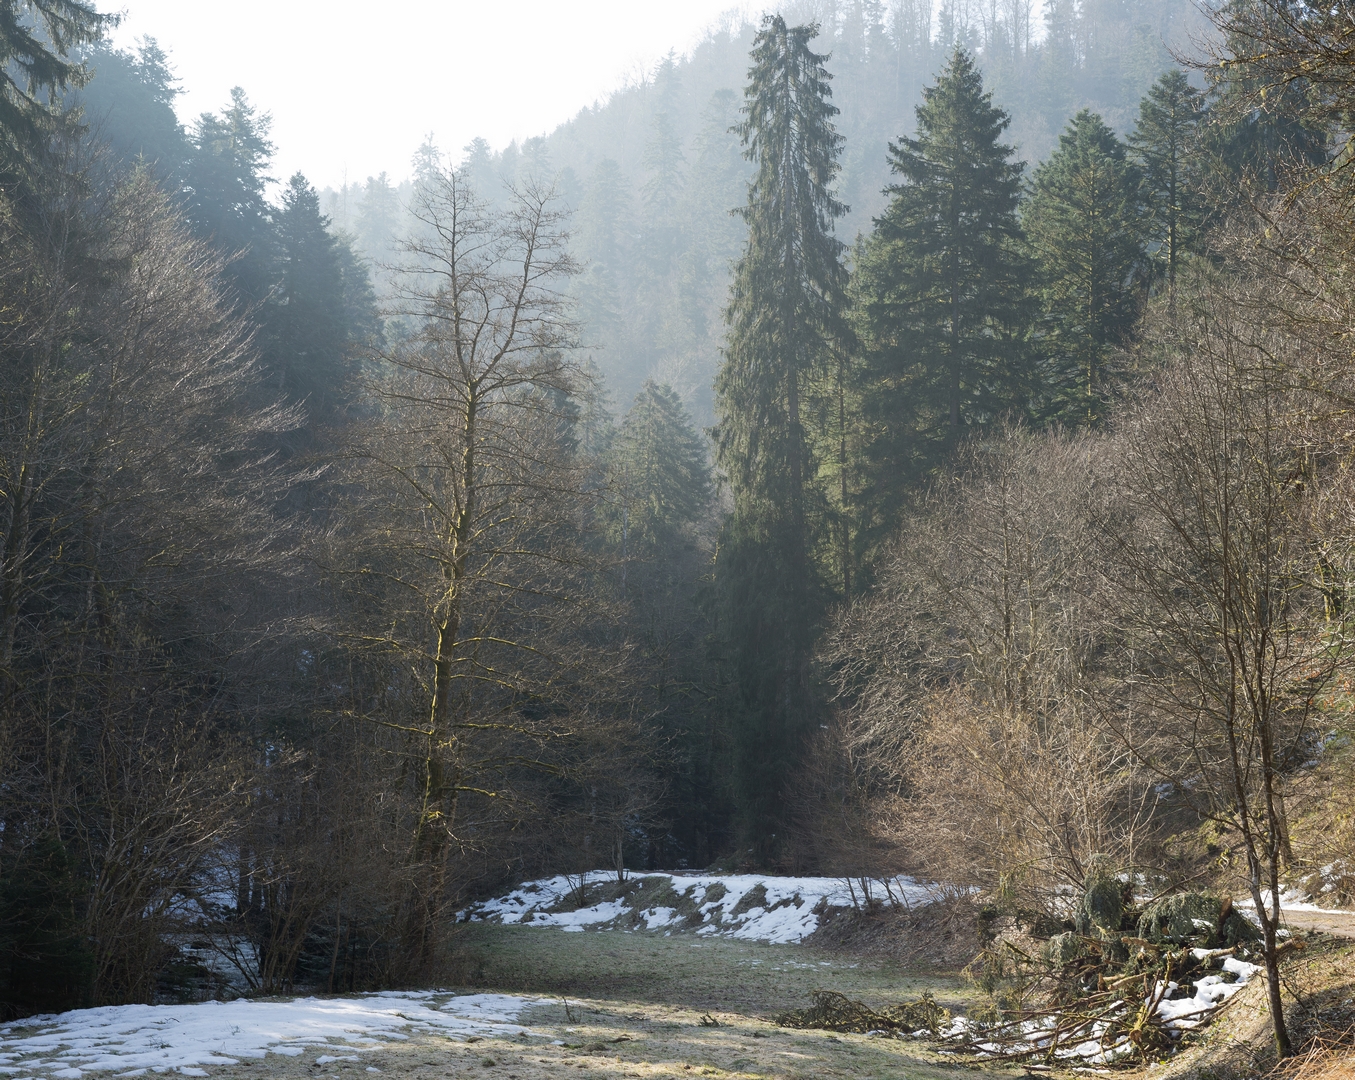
xmin=336 ymin=165 xmax=624 ymax=961
xmin=1104 ymin=260 xmax=1350 ymax=1057
xmin=819 ymin=429 xmax=1155 ymax=905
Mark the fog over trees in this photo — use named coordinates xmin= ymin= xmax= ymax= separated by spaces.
xmin=3 ymin=0 xmax=1355 ymax=1058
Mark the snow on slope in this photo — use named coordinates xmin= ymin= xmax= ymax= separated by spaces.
xmin=464 ymin=872 xmax=945 ymax=944
xmin=0 ymin=992 xmax=540 ymax=1078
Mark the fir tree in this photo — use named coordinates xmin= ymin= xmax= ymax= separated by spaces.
xmin=855 ymin=48 xmax=1032 ymax=502
xmin=1024 ymin=109 xmax=1143 ymax=424
xmin=0 ymin=0 xmax=107 ymax=182
xmin=356 ymin=171 xmax=399 ymax=265
xmin=272 ymin=173 xmax=372 ymax=425
xmin=1129 ymin=69 xmax=1208 ymax=303
xmin=576 ymin=158 xmax=634 ymax=364
xmin=184 ymin=88 xmax=275 ymax=304
xmin=641 ymin=109 xmax=687 ymax=276
xmin=78 ymin=38 xmax=187 ymax=181
xmin=602 ymin=381 xmax=712 ymax=559
xmin=713 ymin=15 xmax=848 ymax=856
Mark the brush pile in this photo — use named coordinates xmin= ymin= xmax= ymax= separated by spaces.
xmin=777 ymin=858 xmax=1290 ymax=1067
xmin=948 ymin=857 xmax=1277 ymax=1065
xmin=775 ymin=990 xmax=950 ymax=1035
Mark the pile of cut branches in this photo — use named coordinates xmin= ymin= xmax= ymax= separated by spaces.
xmin=950 ymin=859 xmax=1278 ymax=1065
xmin=775 ymin=859 xmax=1288 ymax=1068
xmin=775 ymin=990 xmax=949 ymax=1035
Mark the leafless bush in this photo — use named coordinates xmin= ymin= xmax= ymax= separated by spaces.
xmin=817 ymin=427 xmax=1159 ymax=907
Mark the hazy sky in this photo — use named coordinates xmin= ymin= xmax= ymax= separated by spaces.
xmin=104 ymin=1 xmax=758 ymax=192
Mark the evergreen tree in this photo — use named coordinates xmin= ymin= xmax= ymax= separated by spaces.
xmin=1129 ymin=69 xmax=1207 ymax=302
xmin=713 ymin=15 xmax=848 ymax=856
xmin=459 ymin=137 xmax=499 ymax=202
xmin=184 ymin=88 xmax=275 ymax=304
xmin=602 ymin=381 xmax=712 ymax=559
xmin=0 ymin=0 xmax=107 ymax=182
xmin=1024 ymin=109 xmax=1143 ymax=424
xmin=272 ymin=172 xmax=373 ymax=425
xmin=356 ymin=171 xmax=399 ymax=264
xmin=1201 ymin=7 xmax=1328 ymax=199
xmin=642 ymin=53 xmax=686 ymax=266
xmin=855 ymin=48 xmax=1031 ymax=505
xmin=678 ymin=90 xmax=747 ymax=339
xmin=641 ymin=109 xmax=686 ymax=277
xmin=77 ymin=38 xmax=188 ymax=182
xmin=575 ymin=158 xmax=634 ymax=367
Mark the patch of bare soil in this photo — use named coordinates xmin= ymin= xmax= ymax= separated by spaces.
xmin=1280 ymin=909 xmax=1355 ymax=940
xmin=804 ymin=898 xmax=981 ymax=969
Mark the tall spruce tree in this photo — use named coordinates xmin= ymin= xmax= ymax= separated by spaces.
xmin=855 ymin=48 xmax=1031 ymax=514
xmin=1024 ymin=110 xmax=1143 ymax=425
xmin=1129 ymin=69 xmax=1208 ymax=304
xmin=713 ymin=15 xmax=848 ymax=856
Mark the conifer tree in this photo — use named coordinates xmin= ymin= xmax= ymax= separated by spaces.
xmin=1129 ymin=69 xmax=1207 ymax=303
xmin=1024 ymin=109 xmax=1143 ymax=425
xmin=642 ymin=110 xmax=686 ymax=276
xmin=714 ymin=15 xmax=848 ymax=855
xmin=602 ymin=381 xmax=712 ymax=560
xmin=643 ymin=54 xmax=686 ymax=261
xmin=0 ymin=0 xmax=107 ymax=182
xmin=184 ymin=88 xmax=275 ymax=304
xmin=77 ymin=39 xmax=187 ymax=181
xmin=356 ymin=171 xmax=400 ymax=266
xmin=576 ymin=158 xmax=635 ymax=372
xmin=272 ymin=173 xmax=374 ymax=426
xmin=855 ymin=48 xmax=1031 ymax=504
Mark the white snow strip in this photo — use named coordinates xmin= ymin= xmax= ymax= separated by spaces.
xmin=465 ymin=872 xmax=945 ymax=945
xmin=1236 ymin=888 xmax=1350 ymax=917
xmin=0 ymin=991 xmax=541 ymax=1077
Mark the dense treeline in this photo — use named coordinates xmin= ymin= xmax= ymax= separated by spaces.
xmin=2 ymin=0 xmax=1354 ymax=1056
xmin=0 ymin=2 xmax=696 ymax=1015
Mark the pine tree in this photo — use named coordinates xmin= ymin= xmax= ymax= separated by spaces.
xmin=855 ymin=48 xmax=1031 ymax=503
xmin=1129 ymin=69 xmax=1207 ymax=303
xmin=713 ymin=15 xmax=848 ymax=856
xmin=1024 ymin=109 xmax=1143 ymax=424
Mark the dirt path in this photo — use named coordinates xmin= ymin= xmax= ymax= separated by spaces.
xmin=1281 ymin=908 xmax=1355 ymax=938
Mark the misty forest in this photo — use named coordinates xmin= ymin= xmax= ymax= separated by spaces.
xmin=5 ymin=0 xmax=1355 ymax=1073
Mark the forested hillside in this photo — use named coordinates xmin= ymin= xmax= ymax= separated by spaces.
xmin=2 ymin=0 xmax=1354 ymax=1060
xmin=318 ymin=0 xmax=1205 ymax=417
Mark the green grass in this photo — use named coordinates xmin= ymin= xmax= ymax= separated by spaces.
xmin=449 ymin=923 xmax=976 ymax=1016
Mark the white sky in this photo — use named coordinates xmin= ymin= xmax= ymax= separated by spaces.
xmin=103 ymin=1 xmax=758 ymax=192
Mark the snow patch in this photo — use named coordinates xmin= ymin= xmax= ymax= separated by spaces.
xmin=0 ymin=991 xmax=541 ymax=1078
xmin=464 ymin=872 xmax=945 ymax=944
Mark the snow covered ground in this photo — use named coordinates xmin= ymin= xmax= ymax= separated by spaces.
xmin=462 ymin=872 xmax=946 ymax=944
xmin=0 ymin=992 xmax=541 ymax=1079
